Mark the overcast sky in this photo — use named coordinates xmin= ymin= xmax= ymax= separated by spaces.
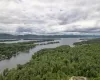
xmin=0 ymin=0 xmax=100 ymax=35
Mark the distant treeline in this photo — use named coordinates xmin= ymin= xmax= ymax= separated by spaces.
xmin=0 ymin=39 xmax=55 ymax=42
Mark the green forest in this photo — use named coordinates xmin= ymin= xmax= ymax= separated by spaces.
xmin=0 ymin=38 xmax=100 ymax=80
xmin=0 ymin=41 xmax=36 ymax=61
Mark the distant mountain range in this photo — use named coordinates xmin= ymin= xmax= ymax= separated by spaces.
xmin=0 ymin=33 xmax=100 ymax=40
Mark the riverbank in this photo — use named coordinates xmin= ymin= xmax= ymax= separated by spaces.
xmin=0 ymin=38 xmax=81 ymax=73
xmin=0 ymin=41 xmax=36 ymax=61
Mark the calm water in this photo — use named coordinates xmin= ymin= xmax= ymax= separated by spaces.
xmin=0 ymin=38 xmax=82 ymax=73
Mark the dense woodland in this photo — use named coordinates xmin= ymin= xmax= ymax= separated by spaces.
xmin=74 ymin=38 xmax=100 ymax=45
xmin=0 ymin=38 xmax=100 ymax=80
xmin=0 ymin=41 xmax=36 ymax=61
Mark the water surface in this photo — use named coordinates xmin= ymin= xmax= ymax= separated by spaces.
xmin=0 ymin=38 xmax=82 ymax=73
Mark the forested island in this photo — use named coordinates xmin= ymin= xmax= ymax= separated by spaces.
xmin=0 ymin=41 xmax=36 ymax=61
xmin=74 ymin=38 xmax=100 ymax=45
xmin=0 ymin=38 xmax=100 ymax=80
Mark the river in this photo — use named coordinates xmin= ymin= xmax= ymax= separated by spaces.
xmin=0 ymin=38 xmax=82 ymax=73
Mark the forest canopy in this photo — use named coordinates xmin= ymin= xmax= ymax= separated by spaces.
xmin=0 ymin=38 xmax=100 ymax=80
xmin=0 ymin=41 xmax=36 ymax=61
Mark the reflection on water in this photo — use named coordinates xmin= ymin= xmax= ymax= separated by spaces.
xmin=0 ymin=38 xmax=82 ymax=73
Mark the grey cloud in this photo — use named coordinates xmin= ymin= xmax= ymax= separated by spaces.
xmin=16 ymin=27 xmax=33 ymax=34
xmin=58 ymin=10 xmax=87 ymax=25
xmin=0 ymin=0 xmax=100 ymax=34
xmin=65 ymin=27 xmax=100 ymax=33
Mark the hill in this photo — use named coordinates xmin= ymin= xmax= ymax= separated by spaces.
xmin=0 ymin=33 xmax=100 ymax=40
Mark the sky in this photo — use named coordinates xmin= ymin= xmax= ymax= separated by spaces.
xmin=0 ymin=0 xmax=100 ymax=35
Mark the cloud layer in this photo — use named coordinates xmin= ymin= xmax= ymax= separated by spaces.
xmin=0 ymin=0 xmax=100 ymax=34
